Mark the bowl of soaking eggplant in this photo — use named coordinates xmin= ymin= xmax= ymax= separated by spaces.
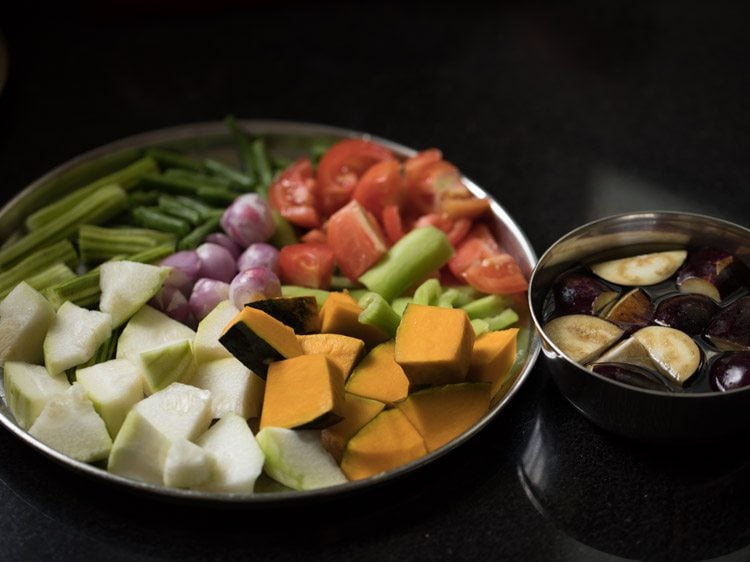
xmin=528 ymin=211 xmax=750 ymax=442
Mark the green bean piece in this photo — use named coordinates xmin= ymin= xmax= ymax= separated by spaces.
xmin=357 ymin=292 xmax=401 ymax=338
xmin=412 ymin=278 xmax=442 ymax=306
xmin=196 ymin=186 xmax=237 ymax=206
xmin=157 ymin=195 xmax=203 ymax=225
xmin=131 ymin=207 xmax=191 ymax=236
xmin=23 ymin=263 xmax=77 ymax=296
xmin=250 ymin=138 xmax=273 ymax=194
xmin=177 ymin=215 xmax=222 ymax=250
xmin=164 ymin=168 xmax=232 ymax=189
xmin=204 ymin=158 xmax=253 ymax=190
xmin=127 ymin=190 xmax=162 ymax=207
xmin=146 ymin=147 xmax=206 ymax=172
xmin=224 ymin=115 xmax=257 ymax=183
xmin=461 ymin=294 xmax=513 ymax=319
xmin=268 ymin=210 xmax=299 ymax=248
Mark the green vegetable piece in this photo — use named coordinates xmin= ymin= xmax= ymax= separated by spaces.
xmin=250 ymin=138 xmax=273 ymax=195
xmin=391 ymin=297 xmax=412 ymax=316
xmin=195 ymin=186 xmax=237 ymax=206
xmin=358 ymin=226 xmax=454 ymax=302
xmin=25 ymin=156 xmax=157 ymax=231
xmin=437 ymin=288 xmax=461 ymax=308
xmin=461 ymin=294 xmax=513 ymax=319
xmin=280 ymin=285 xmax=330 ymax=308
xmin=486 ymin=308 xmax=520 ymax=331
xmin=0 ymin=240 xmax=78 ymax=299
xmin=269 ymin=210 xmax=298 ymax=248
xmin=330 ymin=275 xmax=358 ymax=291
xmin=127 ymin=190 xmax=161 ymax=207
xmin=79 ymin=225 xmax=176 ymax=263
xmin=471 ymin=318 xmax=490 ymax=336
xmin=24 ymin=263 xmax=77 ymax=295
xmin=177 ymin=215 xmax=222 ymax=251
xmin=224 ymin=115 xmax=257 ymax=184
xmin=412 ymin=279 xmax=442 ymax=306
xmin=0 ymin=184 xmax=128 ymax=269
xmin=204 ymin=158 xmax=253 ymax=189
xmin=357 ymin=292 xmax=401 ymax=338
xmin=164 ymin=168 xmax=232 ymax=189
xmin=131 ymin=207 xmax=191 ymax=236
xmin=146 ymin=147 xmax=206 ymax=172
xmin=157 ymin=194 xmax=203 ymax=225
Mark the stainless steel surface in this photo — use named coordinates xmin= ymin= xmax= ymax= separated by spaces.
xmin=0 ymin=120 xmax=540 ymax=505
xmin=528 ymin=211 xmax=750 ymax=442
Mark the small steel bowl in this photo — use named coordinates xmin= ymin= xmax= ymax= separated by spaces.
xmin=528 ymin=211 xmax=750 ymax=442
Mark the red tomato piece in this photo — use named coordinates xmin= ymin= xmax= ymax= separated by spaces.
xmin=404 ymin=149 xmax=442 ymax=187
xmin=300 ymin=228 xmax=328 ymax=244
xmin=352 ymin=159 xmax=405 ymax=219
xmin=327 ymin=200 xmax=388 ymax=282
xmin=381 ymin=204 xmax=405 ymax=245
xmin=440 ymin=197 xmax=491 ymax=220
xmin=268 ymin=157 xmax=320 ymax=229
xmin=462 ymin=253 xmax=529 ymax=294
xmin=278 ymin=242 xmax=335 ymax=290
xmin=406 ymin=160 xmax=470 ymax=217
xmin=448 ymin=223 xmax=502 ymax=278
xmin=413 ymin=213 xmax=472 ymax=248
xmin=316 ymin=139 xmax=394 ymax=217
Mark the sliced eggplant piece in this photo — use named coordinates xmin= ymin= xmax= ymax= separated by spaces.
xmin=653 ymin=293 xmax=718 ymax=335
xmin=676 ymin=247 xmax=750 ymax=302
xmin=543 ymin=314 xmax=624 ymax=364
xmin=590 ymin=250 xmax=687 ymax=286
xmin=590 ymin=362 xmax=680 ymax=392
xmin=592 ymin=336 xmax=659 ymax=372
xmin=709 ymin=351 xmax=750 ymax=392
xmin=632 ymin=326 xmax=701 ymax=385
xmin=603 ymin=288 xmax=654 ymax=334
xmin=704 ymin=296 xmax=750 ymax=351
xmin=551 ymin=272 xmax=619 ymax=316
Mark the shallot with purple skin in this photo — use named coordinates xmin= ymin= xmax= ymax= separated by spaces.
xmin=220 ymin=193 xmax=275 ymax=248
xmin=229 ymin=267 xmax=281 ymax=309
xmin=204 ymin=232 xmax=243 ymax=260
xmin=196 ymin=243 xmax=237 ymax=284
xmin=160 ymin=250 xmax=202 ymax=295
xmin=189 ymin=278 xmax=230 ymax=322
xmin=238 ymin=243 xmax=280 ymax=274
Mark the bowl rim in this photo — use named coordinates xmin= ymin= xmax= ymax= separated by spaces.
xmin=0 ymin=119 xmax=541 ymax=506
xmin=528 ymin=209 xmax=750 ymax=400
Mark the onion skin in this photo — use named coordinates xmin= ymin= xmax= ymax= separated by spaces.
xmin=221 ymin=194 xmax=275 ymax=248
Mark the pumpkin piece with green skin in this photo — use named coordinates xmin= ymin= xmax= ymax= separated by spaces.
xmin=219 ymin=306 xmax=303 ymax=379
xmin=247 ymin=296 xmax=321 ymax=335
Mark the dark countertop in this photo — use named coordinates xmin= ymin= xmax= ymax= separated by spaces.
xmin=0 ymin=3 xmax=748 ymax=561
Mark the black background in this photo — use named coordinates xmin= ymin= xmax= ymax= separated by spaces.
xmin=0 ymin=2 xmax=748 ymax=561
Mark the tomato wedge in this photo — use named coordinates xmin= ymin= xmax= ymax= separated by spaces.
xmin=404 ymin=149 xmax=442 ymax=187
xmin=463 ymin=254 xmax=528 ymax=294
xmin=406 ymin=159 xmax=471 ymax=217
xmin=381 ymin=204 xmax=405 ymax=245
xmin=268 ymin=157 xmax=320 ymax=229
xmin=278 ymin=242 xmax=335 ymax=290
xmin=413 ymin=213 xmax=472 ymax=247
xmin=352 ymin=159 xmax=405 ymax=219
xmin=327 ymin=200 xmax=388 ymax=282
xmin=316 ymin=139 xmax=394 ymax=217
xmin=448 ymin=223 xmax=527 ymax=294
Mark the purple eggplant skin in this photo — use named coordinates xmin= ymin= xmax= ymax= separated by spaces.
xmin=654 ymin=293 xmax=719 ymax=336
xmin=591 ymin=362 xmax=680 ymax=392
xmin=704 ymin=296 xmax=750 ymax=351
xmin=676 ymin=247 xmax=750 ymax=302
xmin=709 ymin=351 xmax=750 ymax=391
xmin=552 ymin=272 xmax=618 ymax=316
